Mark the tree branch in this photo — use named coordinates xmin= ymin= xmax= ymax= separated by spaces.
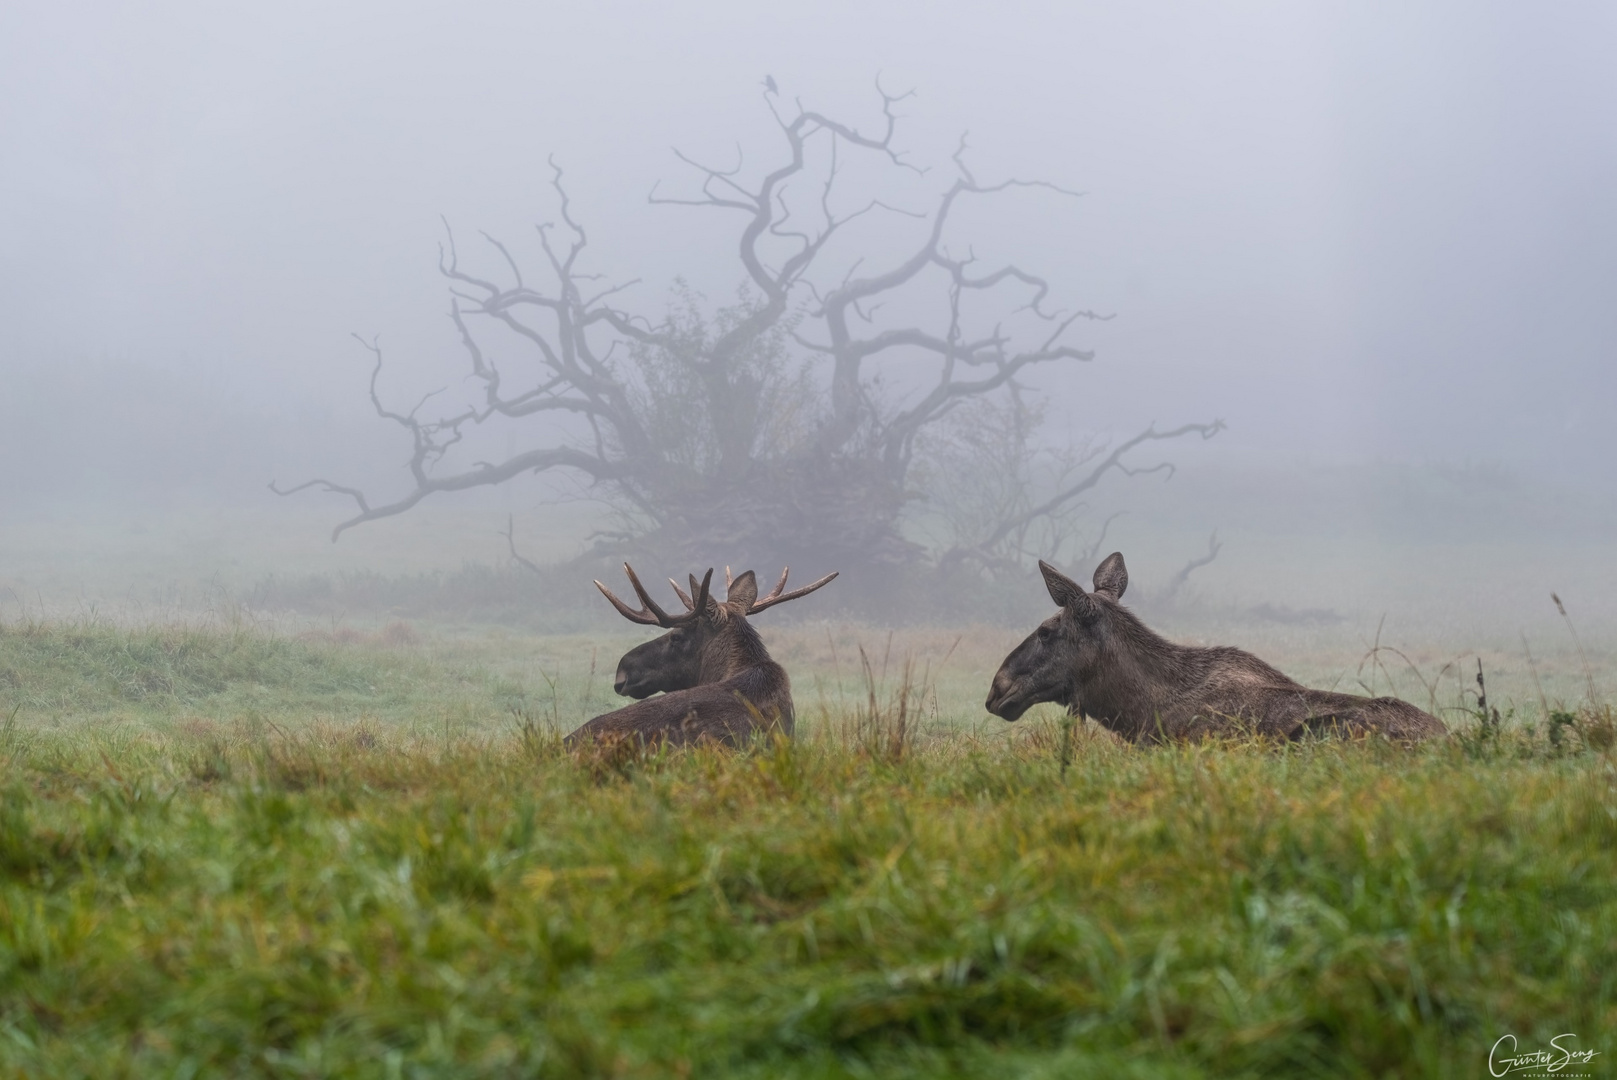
xmin=1158 ymin=530 xmax=1222 ymax=604
xmin=501 ymin=513 xmax=545 ymax=576
xmin=943 ymin=420 xmax=1226 ymax=565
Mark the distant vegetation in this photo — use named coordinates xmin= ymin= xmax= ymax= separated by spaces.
xmin=244 ymin=564 xmax=611 ymax=632
xmin=0 ymin=619 xmax=383 ymax=711
xmin=241 ymin=561 xmax=1056 ymax=629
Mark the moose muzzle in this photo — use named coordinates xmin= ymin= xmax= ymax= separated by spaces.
xmin=985 ymin=672 xmax=1023 ymax=721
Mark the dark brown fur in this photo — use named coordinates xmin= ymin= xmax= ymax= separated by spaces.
xmin=986 ymin=552 xmax=1447 ymax=744
xmin=565 ymin=565 xmax=834 ymax=748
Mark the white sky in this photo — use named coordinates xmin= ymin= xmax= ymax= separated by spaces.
xmin=2 ymin=0 xmax=1614 ymax=498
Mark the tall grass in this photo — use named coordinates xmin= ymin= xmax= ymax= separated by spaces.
xmin=0 ymin=731 xmax=1612 ymax=1074
xmin=0 ymin=620 xmax=1613 ymax=1077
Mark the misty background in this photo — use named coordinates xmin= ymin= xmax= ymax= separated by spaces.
xmin=2 ymin=0 xmax=1614 ymax=648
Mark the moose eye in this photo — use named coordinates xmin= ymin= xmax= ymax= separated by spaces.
xmin=1036 ymin=625 xmax=1055 ymax=642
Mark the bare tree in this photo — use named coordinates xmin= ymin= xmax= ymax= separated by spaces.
xmin=273 ymin=82 xmax=1220 ymax=575
xmin=917 ymin=387 xmax=1224 ymax=577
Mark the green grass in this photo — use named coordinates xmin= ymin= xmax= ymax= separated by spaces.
xmin=0 ymin=617 xmax=559 ymax=734
xmin=0 ymin=621 xmax=1614 ymax=1077
xmin=0 ymin=619 xmax=387 ymax=710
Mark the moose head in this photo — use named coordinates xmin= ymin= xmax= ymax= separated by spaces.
xmin=596 ymin=563 xmax=837 ymax=698
xmin=985 ymin=551 xmax=1130 ymax=722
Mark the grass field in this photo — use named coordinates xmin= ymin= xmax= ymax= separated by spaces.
xmin=1 ymin=617 xmax=1614 ymax=1078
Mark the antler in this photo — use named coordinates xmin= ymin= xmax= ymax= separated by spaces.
xmin=668 ymin=576 xmax=695 ymax=609
xmin=595 ymin=564 xmax=712 ymax=627
xmin=744 ymin=567 xmax=839 ymax=615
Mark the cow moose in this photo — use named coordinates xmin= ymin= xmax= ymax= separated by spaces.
xmin=986 ymin=552 xmax=1447 ymax=743
xmin=564 ymin=563 xmax=837 ymax=747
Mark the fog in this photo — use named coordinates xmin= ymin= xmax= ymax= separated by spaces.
xmin=2 ymin=1 xmax=1614 ymax=647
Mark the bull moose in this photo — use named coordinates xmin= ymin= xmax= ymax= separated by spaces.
xmin=564 ymin=563 xmax=837 ymax=747
xmin=986 ymin=552 xmax=1447 ymax=743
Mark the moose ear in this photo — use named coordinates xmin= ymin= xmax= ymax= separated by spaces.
xmin=1039 ymin=560 xmax=1094 ymax=615
xmin=1091 ymin=552 xmax=1128 ymax=600
xmin=725 ymin=569 xmax=758 ymax=611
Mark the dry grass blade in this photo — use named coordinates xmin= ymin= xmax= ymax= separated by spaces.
xmin=852 ymin=645 xmax=918 ymax=764
xmin=1552 ymin=592 xmax=1600 ymax=704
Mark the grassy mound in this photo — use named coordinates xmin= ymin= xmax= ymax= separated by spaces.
xmin=0 ymin=720 xmax=1612 ymax=1077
